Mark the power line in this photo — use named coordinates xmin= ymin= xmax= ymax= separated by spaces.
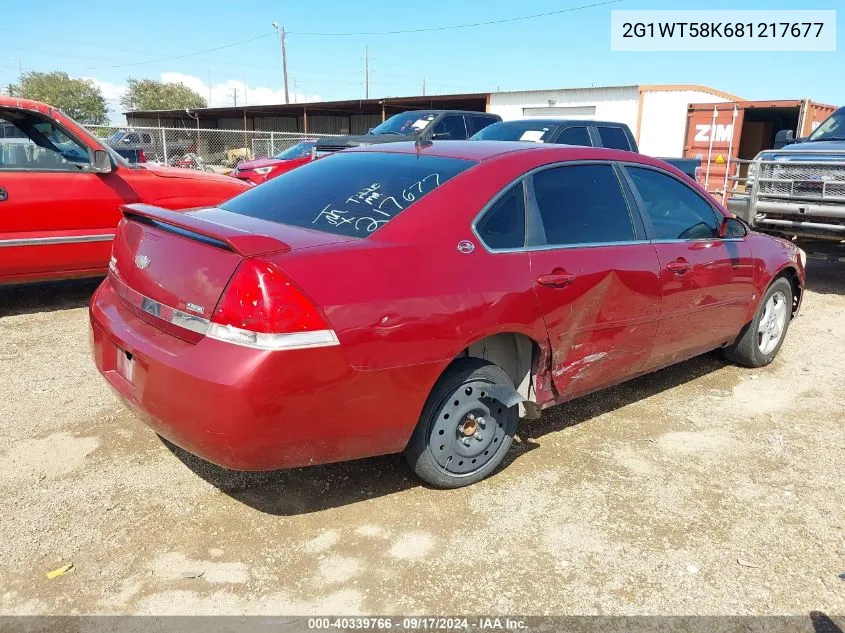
xmin=1 ymin=0 xmax=621 ymax=77
xmin=288 ymin=0 xmax=623 ymax=36
xmin=0 ymin=28 xmax=154 ymax=55
xmin=67 ymin=33 xmax=274 ymax=71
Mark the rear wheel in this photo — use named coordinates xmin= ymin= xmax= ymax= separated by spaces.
xmin=724 ymin=277 xmax=793 ymax=368
xmin=405 ymin=358 xmax=518 ymax=488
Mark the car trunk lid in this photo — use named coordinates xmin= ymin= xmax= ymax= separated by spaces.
xmin=111 ymin=204 xmax=352 ymax=340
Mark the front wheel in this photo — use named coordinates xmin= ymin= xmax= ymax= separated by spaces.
xmin=724 ymin=277 xmax=793 ymax=368
xmin=404 ymin=358 xmax=518 ymax=488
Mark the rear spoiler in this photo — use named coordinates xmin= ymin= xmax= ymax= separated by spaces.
xmin=121 ymin=204 xmax=291 ymax=257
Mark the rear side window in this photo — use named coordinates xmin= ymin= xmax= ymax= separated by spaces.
xmin=475 ymin=181 xmax=526 ymax=250
xmin=555 ymin=126 xmax=592 ymax=147
xmin=467 ymin=115 xmax=499 ymax=136
xmin=626 ymin=166 xmax=721 ymax=240
xmin=221 ymin=152 xmax=475 ymax=237
xmin=596 ymin=126 xmax=631 ymax=151
xmin=532 ymin=164 xmax=635 ymax=246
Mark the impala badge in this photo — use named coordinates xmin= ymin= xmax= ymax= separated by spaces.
xmin=457 ymin=240 xmax=475 ymax=254
xmin=134 ymin=254 xmax=150 ymax=270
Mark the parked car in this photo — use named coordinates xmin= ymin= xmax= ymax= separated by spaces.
xmin=728 ymin=106 xmax=845 ymax=241
xmin=0 ymin=97 xmax=249 ymax=285
xmin=230 ymin=141 xmax=317 ymax=184
xmin=472 ymin=118 xmax=701 ymax=180
xmin=90 ymin=141 xmax=805 ymax=488
xmin=313 ymin=110 xmax=501 ymax=155
xmin=105 ymin=129 xmax=195 ymax=164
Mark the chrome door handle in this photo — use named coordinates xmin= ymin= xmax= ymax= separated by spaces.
xmin=536 ymin=270 xmax=576 ymax=287
xmin=666 ymin=259 xmax=691 ymax=274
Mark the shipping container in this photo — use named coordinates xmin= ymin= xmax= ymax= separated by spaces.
xmin=683 ymin=100 xmax=837 ymax=197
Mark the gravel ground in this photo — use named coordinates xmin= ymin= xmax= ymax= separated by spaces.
xmin=0 ymin=262 xmax=844 ymax=617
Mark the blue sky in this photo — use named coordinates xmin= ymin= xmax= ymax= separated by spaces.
xmin=1 ymin=0 xmax=841 ymax=122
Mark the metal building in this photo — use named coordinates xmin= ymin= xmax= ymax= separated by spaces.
xmin=487 ymin=84 xmax=744 ymax=157
xmin=124 ymin=84 xmax=746 ymax=158
xmin=124 ymin=93 xmax=490 ymax=137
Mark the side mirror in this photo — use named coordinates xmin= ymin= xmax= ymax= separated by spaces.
xmin=774 ymin=129 xmax=795 ymax=149
xmin=91 ymin=149 xmax=113 ymax=173
xmin=719 ymin=216 xmax=747 ymax=238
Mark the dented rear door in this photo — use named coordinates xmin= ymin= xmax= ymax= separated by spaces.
xmin=527 ymin=162 xmax=662 ymax=399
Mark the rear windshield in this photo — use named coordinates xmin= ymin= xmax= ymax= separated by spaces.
xmin=221 ymin=151 xmax=476 ymax=237
xmin=471 ymin=121 xmax=557 ymax=143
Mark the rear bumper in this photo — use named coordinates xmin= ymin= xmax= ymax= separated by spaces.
xmin=90 ymin=280 xmax=437 ymax=470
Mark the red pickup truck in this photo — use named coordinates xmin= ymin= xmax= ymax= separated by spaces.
xmin=0 ymin=97 xmax=249 ymax=285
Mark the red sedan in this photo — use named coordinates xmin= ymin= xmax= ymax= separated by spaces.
xmin=229 ymin=141 xmax=316 ymax=185
xmin=90 ymin=141 xmax=806 ymax=488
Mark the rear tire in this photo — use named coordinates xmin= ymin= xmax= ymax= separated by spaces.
xmin=404 ymin=358 xmax=518 ymax=489
xmin=724 ymin=277 xmax=793 ymax=368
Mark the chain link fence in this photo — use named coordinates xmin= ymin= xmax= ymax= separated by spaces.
xmin=85 ymin=125 xmax=341 ymax=173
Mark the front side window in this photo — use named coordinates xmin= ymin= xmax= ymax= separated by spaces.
xmin=626 ymin=166 xmax=722 ymax=240
xmin=475 ymin=181 xmax=526 ymax=250
xmin=555 ymin=126 xmax=592 ymax=147
xmin=221 ymin=152 xmax=476 ymax=238
xmin=0 ymin=113 xmax=89 ymax=170
xmin=532 ymin=164 xmax=635 ymax=246
xmin=431 ymin=115 xmax=467 ymax=140
xmin=597 ymin=126 xmax=631 ymax=151
xmin=466 ymin=115 xmax=499 ymax=137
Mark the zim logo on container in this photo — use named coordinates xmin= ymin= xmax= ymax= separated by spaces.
xmin=134 ymin=254 xmax=150 ymax=270
xmin=695 ymin=124 xmax=734 ymax=143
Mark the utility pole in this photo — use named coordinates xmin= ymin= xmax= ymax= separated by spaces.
xmin=228 ymin=87 xmax=238 ymax=106
xmin=10 ymin=57 xmax=22 ymax=85
xmin=364 ymin=46 xmax=370 ymax=100
xmin=207 ymin=69 xmax=212 ymax=103
xmin=293 ymin=78 xmax=297 ymax=104
xmin=422 ymin=78 xmax=425 ymax=96
xmin=272 ymin=22 xmax=290 ymax=104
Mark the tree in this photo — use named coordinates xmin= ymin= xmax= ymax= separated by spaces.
xmin=9 ymin=71 xmax=108 ymax=124
xmin=121 ymin=78 xmax=207 ymax=112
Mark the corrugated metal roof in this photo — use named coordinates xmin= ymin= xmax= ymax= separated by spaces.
xmin=124 ymin=92 xmax=491 ymax=118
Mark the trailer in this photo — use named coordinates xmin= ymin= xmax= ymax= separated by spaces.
xmin=683 ymin=99 xmax=836 ymax=201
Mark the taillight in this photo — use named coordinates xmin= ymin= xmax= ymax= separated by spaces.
xmin=137 ymin=149 xmax=147 ymax=163
xmin=208 ymin=258 xmax=337 ymax=350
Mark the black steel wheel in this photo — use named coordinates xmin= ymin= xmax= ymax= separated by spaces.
xmin=405 ymin=358 xmax=518 ymax=488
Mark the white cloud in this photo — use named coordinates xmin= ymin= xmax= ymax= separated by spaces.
xmin=81 ymin=72 xmax=322 ymax=124
xmin=84 ymin=77 xmax=127 ymax=102
xmin=160 ymin=72 xmax=321 ymax=107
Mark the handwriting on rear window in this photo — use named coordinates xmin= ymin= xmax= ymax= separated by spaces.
xmin=312 ymin=174 xmax=442 ymax=234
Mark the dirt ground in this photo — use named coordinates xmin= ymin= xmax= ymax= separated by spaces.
xmin=1 ymin=261 xmax=844 ymax=617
